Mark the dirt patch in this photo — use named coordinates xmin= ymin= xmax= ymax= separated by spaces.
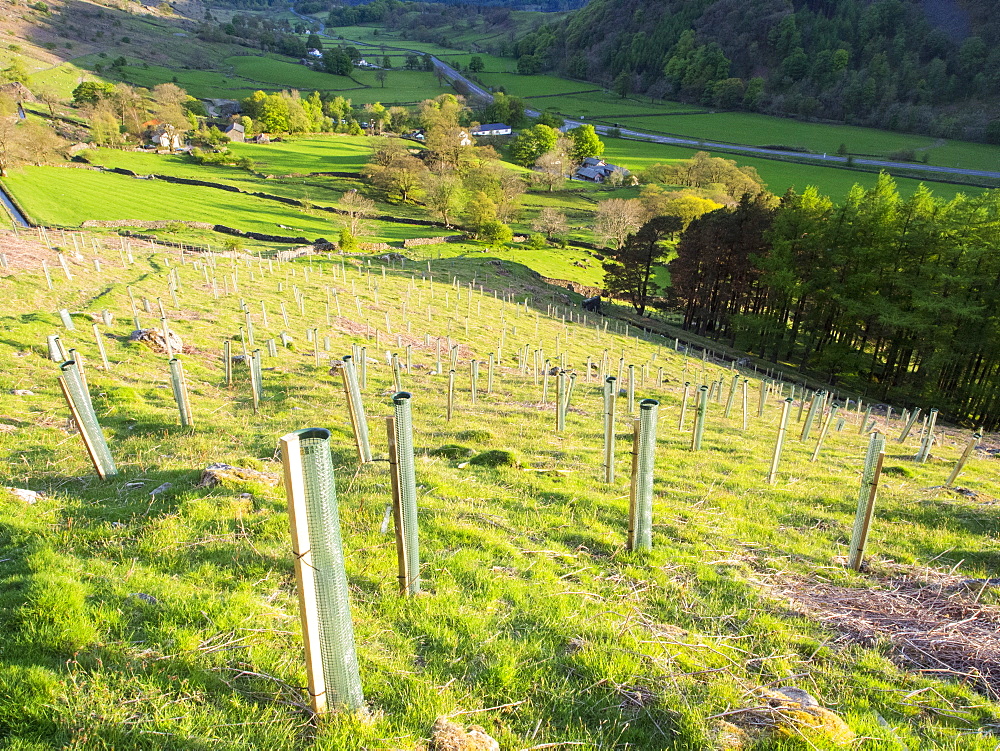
xmin=770 ymin=561 xmax=1000 ymax=700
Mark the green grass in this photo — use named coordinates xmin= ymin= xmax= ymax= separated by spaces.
xmin=476 ymin=73 xmax=599 ymax=97
xmin=227 ymin=55 xmax=362 ymax=91
xmin=26 ymin=61 xmax=103 ymax=100
xmin=229 ymin=135 xmax=373 ymax=175
xmin=345 ymin=70 xmax=451 ymax=104
xmin=0 ymin=236 xmax=998 ymax=748
xmin=0 ymin=165 xmax=434 ymax=244
xmin=529 ymin=91 xmax=704 ymax=118
xmin=113 ymin=62 xmax=265 ymax=100
xmin=600 ymin=137 xmax=986 ymax=203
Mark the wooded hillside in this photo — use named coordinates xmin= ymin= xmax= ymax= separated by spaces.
xmin=516 ymin=0 xmax=1000 ymax=143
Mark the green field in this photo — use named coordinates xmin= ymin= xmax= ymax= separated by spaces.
xmin=227 ymin=55 xmax=362 ymax=91
xmin=476 ymin=72 xmax=599 ymax=97
xmin=600 ymin=137 xmax=985 ymax=203
xmin=529 ymin=90 xmax=705 ymax=118
xmin=113 ymin=62 xmax=265 ymax=100
xmin=0 ymin=165 xmax=434 ymax=244
xmin=0 ymin=236 xmax=998 ymax=749
xmin=229 ymin=135 xmax=373 ymax=175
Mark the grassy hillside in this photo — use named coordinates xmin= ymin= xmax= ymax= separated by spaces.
xmin=0 ymin=228 xmax=998 ymax=749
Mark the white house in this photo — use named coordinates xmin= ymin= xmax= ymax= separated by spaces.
xmin=457 ymin=129 xmax=474 ymax=147
xmin=471 ymin=123 xmax=512 ymax=137
xmin=307 ymin=48 xmax=323 ymax=58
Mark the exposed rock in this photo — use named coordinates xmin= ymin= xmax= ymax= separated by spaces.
xmin=4 ymin=487 xmax=41 ymax=504
xmin=129 ymin=592 xmax=158 ymax=605
xmin=148 ymin=482 xmax=172 ymax=496
xmin=197 ymin=463 xmax=280 ymax=488
xmin=429 ymin=718 xmax=500 ymax=751
xmin=722 ymin=688 xmax=855 ymax=747
xmin=10 ymin=389 xmax=34 ymax=396
xmin=130 ymin=328 xmax=183 ymax=354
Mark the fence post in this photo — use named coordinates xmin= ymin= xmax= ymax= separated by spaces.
xmin=279 ymin=428 xmax=365 ymax=714
xmin=678 ymin=382 xmax=691 ymax=431
xmin=627 ymin=399 xmax=659 ymax=552
xmin=848 ymin=432 xmax=887 ymax=571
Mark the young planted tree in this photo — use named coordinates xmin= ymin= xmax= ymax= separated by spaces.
xmin=603 ymin=216 xmax=682 ymax=316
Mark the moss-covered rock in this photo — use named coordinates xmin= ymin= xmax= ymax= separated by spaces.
xmin=430 ymin=444 xmax=474 ymax=460
xmin=468 ymin=449 xmax=520 ymax=468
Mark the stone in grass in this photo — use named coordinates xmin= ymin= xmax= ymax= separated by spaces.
xmin=430 ymin=444 xmax=474 ymax=460
xmin=4 ymin=487 xmax=42 ymax=504
xmin=468 ymin=449 xmax=520 ymax=468
xmin=721 ymin=687 xmax=855 ymax=748
xmin=129 ymin=328 xmax=183 ymax=355
xmin=197 ymin=463 xmax=280 ymax=488
xmin=429 ymin=718 xmax=499 ymax=751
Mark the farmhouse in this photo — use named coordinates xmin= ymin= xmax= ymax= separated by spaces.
xmin=457 ymin=129 xmax=474 ymax=147
xmin=575 ymin=157 xmax=630 ymax=183
xmin=224 ymin=122 xmax=245 ymax=143
xmin=471 ymin=123 xmax=512 ymax=137
xmin=144 ymin=121 xmax=183 ymax=151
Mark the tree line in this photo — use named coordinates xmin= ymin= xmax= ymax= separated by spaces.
xmin=660 ymin=175 xmax=1000 ymax=426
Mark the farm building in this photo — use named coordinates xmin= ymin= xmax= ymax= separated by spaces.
xmin=575 ymin=158 xmax=630 ymax=183
xmin=471 ymin=123 xmax=512 ymax=137
xmin=224 ymin=122 xmax=245 ymax=143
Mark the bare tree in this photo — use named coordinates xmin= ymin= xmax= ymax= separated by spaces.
xmin=533 ymin=151 xmax=567 ymax=192
xmin=594 ymin=198 xmax=645 ymax=249
xmin=495 ymin=171 xmax=525 ymax=222
xmin=531 ymin=207 xmax=568 ymax=240
xmin=339 ymin=190 xmax=376 ymax=235
xmin=18 ymin=122 xmax=66 ymax=166
xmin=34 ymin=86 xmax=61 ymax=118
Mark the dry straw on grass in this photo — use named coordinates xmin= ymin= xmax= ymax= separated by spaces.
xmin=770 ymin=560 xmax=1000 ymax=701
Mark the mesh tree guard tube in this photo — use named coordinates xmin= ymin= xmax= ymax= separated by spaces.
xmin=58 ymin=361 xmax=117 ymax=479
xmin=603 ymin=376 xmax=617 ymax=483
xmin=915 ymin=408 xmax=939 ymax=463
xmin=946 ymin=431 xmax=982 ymax=488
xmin=340 ymin=356 xmax=372 ymax=463
xmin=801 ymin=390 xmax=825 ymax=441
xmin=387 ymin=393 xmax=420 ymax=595
xmin=767 ymin=398 xmax=793 ymax=485
xmin=691 ymin=385 xmax=709 ymax=451
xmin=848 ymin=431 xmax=887 ymax=571
xmin=628 ymin=399 xmax=659 ymax=552
xmin=280 ymin=428 xmax=365 ymax=715
xmin=169 ymin=358 xmax=194 ymax=427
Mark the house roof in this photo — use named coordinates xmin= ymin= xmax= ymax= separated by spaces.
xmin=582 ymin=157 xmax=605 ymax=166
xmin=225 ymin=122 xmax=245 ymax=133
xmin=602 ymin=163 xmax=629 ymax=174
xmin=576 ymin=167 xmax=604 ymax=180
xmin=473 ymin=123 xmax=510 ymax=131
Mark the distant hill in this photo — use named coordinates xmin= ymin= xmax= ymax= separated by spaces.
xmin=515 ymin=0 xmax=1000 ymax=143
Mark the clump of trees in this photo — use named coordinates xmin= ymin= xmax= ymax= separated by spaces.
xmin=0 ymin=95 xmax=66 ymax=176
xmin=362 ymin=94 xmax=524 ymax=243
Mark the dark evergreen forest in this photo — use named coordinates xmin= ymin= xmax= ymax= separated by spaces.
xmin=667 ymin=175 xmax=1000 ymax=426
